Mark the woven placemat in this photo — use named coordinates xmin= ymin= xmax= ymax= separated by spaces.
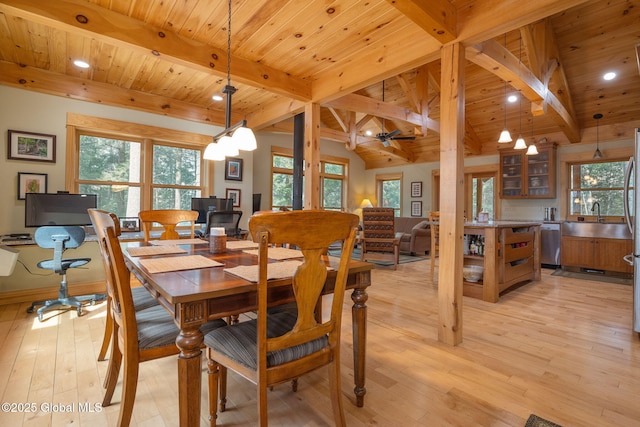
xmin=139 ymin=255 xmax=223 ymax=273
xmin=127 ymin=245 xmax=187 ymax=257
xmin=225 ymin=240 xmax=260 ymax=251
xmin=149 ymin=238 xmax=207 ymax=246
xmin=242 ymin=247 xmax=303 ymax=260
xmin=225 ymin=260 xmax=303 ymax=282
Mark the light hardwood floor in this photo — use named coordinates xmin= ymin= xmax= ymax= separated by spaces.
xmin=1 ymin=259 xmax=639 ymax=426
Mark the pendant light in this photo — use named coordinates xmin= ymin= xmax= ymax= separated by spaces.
xmin=513 ymin=34 xmax=527 ymax=150
xmin=203 ymin=0 xmax=256 ymax=160
xmin=498 ymin=34 xmax=512 ymax=143
xmin=526 ymin=113 xmax=538 ymax=155
xmin=593 ymin=113 xmax=603 ymax=159
xmin=513 ymin=92 xmax=527 ymax=149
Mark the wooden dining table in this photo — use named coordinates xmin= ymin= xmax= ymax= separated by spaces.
xmin=122 ymin=238 xmax=373 ymax=427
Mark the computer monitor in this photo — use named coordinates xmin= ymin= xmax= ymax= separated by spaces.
xmin=191 ymin=197 xmax=233 ymax=224
xmin=25 ymin=193 xmax=98 ymax=227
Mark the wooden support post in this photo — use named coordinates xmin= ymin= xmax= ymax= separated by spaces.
xmin=304 ymin=102 xmax=321 ymax=210
xmin=438 ymin=43 xmax=465 ymax=346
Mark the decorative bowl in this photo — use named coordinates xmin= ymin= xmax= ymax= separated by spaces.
xmin=463 ymin=265 xmax=484 ymax=282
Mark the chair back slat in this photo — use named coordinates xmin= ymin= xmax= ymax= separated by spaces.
xmin=249 ymin=210 xmax=358 ymax=354
xmin=138 ymin=209 xmax=197 ymax=241
xmin=88 ymin=209 xmax=122 ymax=310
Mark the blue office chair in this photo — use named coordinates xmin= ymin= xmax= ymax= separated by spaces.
xmin=27 ymin=226 xmax=106 ymax=321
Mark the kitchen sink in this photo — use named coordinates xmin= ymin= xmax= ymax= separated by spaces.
xmin=561 ymin=221 xmax=631 ymax=239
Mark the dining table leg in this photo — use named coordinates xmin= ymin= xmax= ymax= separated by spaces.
xmin=350 ymin=271 xmax=370 ymax=407
xmin=175 ymin=323 xmax=204 ymax=427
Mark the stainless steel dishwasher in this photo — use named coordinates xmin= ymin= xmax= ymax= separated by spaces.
xmin=540 ymin=222 xmax=561 ymax=267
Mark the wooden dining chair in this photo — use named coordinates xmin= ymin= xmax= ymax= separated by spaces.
xmin=428 ymin=211 xmax=440 ymax=282
xmin=88 ymin=209 xmax=158 ymax=363
xmin=204 ymin=210 xmax=359 ymax=426
xmin=138 ymin=209 xmax=198 ymax=242
xmin=100 ymin=218 xmax=228 ymax=427
xmin=360 ymin=207 xmax=401 ymax=270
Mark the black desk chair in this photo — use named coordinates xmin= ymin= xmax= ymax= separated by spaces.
xmin=27 ymin=226 xmax=106 ymax=321
xmin=205 ymin=210 xmax=244 ymax=238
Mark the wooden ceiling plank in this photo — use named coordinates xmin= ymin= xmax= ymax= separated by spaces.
xmin=384 ymin=0 xmax=457 ymax=43
xmin=0 ymin=0 xmax=311 ymax=101
xmin=0 ymin=60 xmax=228 ymax=125
xmin=456 ymin=0 xmax=591 ymax=45
xmin=466 ymin=39 xmax=580 ymax=142
xmin=328 ymin=107 xmax=348 ymax=133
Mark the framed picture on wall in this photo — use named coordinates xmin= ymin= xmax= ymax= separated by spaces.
xmin=120 ymin=217 xmax=141 ymax=232
xmin=8 ymin=130 xmax=56 ymax=163
xmin=411 ymin=201 xmax=422 ymax=217
xmin=17 ymin=172 xmax=47 ymax=200
xmin=225 ymin=157 xmax=243 ymax=181
xmin=411 ymin=181 xmax=422 ymax=197
xmin=226 ymin=188 xmax=241 ymax=208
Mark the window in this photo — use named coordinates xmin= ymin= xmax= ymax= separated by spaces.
xmin=76 ymin=134 xmax=203 ymax=218
xmin=568 ymin=160 xmax=629 ymax=219
xmin=271 ymin=149 xmax=348 ymax=211
xmin=376 ymin=173 xmax=402 ymax=216
xmin=471 ymin=174 xmax=495 ymax=220
xmin=272 ymin=154 xmax=295 ymax=210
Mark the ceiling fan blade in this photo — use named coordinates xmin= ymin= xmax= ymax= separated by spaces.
xmin=391 ymin=135 xmax=416 ymax=140
xmin=386 ymin=129 xmax=401 ymax=138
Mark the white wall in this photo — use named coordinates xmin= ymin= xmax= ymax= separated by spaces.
xmin=0 ymin=85 xmax=229 ymax=234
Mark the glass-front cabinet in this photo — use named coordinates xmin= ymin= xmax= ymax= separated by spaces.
xmin=500 ymin=144 xmax=556 ymax=198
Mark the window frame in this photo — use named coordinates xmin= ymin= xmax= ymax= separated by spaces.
xmin=375 ymin=172 xmax=403 ymax=216
xmin=66 ymin=114 xmax=210 ymax=218
xmin=270 ymin=147 xmax=349 ymax=211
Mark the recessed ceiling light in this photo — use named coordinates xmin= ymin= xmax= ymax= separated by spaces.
xmin=212 ymin=94 xmax=223 ymax=101
xmin=73 ymin=59 xmax=90 ymax=69
xmin=603 ymin=72 xmax=616 ymax=81
xmin=365 ymin=130 xmax=373 ymax=136
xmin=507 ymin=94 xmax=518 ymax=103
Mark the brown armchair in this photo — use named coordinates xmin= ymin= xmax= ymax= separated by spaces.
xmin=360 ymin=207 xmax=402 ymax=270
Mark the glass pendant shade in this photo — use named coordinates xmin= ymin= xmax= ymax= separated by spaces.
xmin=203 ymin=142 xmax=225 ymax=161
xmin=526 ymin=142 xmax=538 ymax=155
xmin=234 ymin=126 xmax=257 ymax=151
xmin=498 ymin=128 xmax=513 ymax=143
xmin=514 ymin=135 xmax=527 ymax=150
xmin=219 ymin=135 xmax=238 ymax=157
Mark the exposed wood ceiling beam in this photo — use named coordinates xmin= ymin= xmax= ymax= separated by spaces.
xmin=325 ymin=93 xmax=439 ymax=133
xmin=0 ymin=60 xmax=228 ymax=127
xmin=466 ymin=39 xmax=580 ymax=142
xmin=0 ymin=0 xmax=311 ymax=101
xmin=384 ymin=0 xmax=457 ymax=44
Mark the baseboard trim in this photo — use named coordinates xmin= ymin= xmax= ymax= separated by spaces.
xmin=0 ymin=281 xmax=105 ymax=306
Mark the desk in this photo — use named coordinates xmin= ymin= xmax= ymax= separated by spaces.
xmin=123 ymin=240 xmax=372 ymax=427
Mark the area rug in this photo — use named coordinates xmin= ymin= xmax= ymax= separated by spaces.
xmin=525 ymin=414 xmax=562 ymax=427
xmin=328 ymin=247 xmax=425 ymax=266
xmin=551 ymin=268 xmax=632 ymax=285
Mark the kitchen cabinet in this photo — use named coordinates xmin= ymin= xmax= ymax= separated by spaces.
xmin=500 ymin=144 xmax=556 ymax=198
xmin=561 ymin=236 xmax=632 ymax=273
xmin=463 ymin=221 xmax=541 ymax=303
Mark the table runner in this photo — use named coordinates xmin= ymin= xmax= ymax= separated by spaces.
xmin=242 ymin=247 xmax=303 ymax=260
xmin=127 ymin=245 xmax=187 ymax=257
xmin=139 ymin=255 xmax=223 ymax=273
xmin=224 ymin=260 xmax=302 ymax=283
xmin=149 ymin=238 xmax=207 ymax=246
xmin=225 ymin=240 xmax=260 ymax=250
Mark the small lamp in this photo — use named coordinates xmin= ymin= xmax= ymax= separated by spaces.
xmin=593 ymin=113 xmax=603 ymax=159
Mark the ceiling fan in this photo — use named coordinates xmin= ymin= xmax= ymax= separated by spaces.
xmin=374 ymin=80 xmax=416 ymax=147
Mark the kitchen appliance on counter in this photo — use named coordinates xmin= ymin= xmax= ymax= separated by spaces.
xmin=623 ymin=128 xmax=640 ymax=334
xmin=544 ymin=207 xmax=556 ymax=221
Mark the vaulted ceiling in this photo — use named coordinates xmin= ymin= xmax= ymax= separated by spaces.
xmin=1 ymin=0 xmax=639 ymax=169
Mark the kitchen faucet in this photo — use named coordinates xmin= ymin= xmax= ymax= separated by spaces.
xmin=591 ymin=201 xmax=602 ymax=222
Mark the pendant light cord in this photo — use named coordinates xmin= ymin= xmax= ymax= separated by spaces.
xmin=226 ymin=0 xmax=231 ymax=89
